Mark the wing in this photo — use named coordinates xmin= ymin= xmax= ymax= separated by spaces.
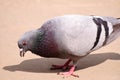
xmin=53 ymin=15 xmax=113 ymax=56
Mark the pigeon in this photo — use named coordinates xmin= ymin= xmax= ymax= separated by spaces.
xmin=18 ymin=15 xmax=120 ymax=77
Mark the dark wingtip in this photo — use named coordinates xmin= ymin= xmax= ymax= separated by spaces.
xmin=117 ymin=18 xmax=120 ymax=19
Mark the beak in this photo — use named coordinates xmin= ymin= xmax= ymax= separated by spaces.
xmin=20 ymin=48 xmax=26 ymax=57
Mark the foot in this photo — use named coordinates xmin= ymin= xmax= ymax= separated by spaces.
xmin=58 ymin=65 xmax=79 ymax=78
xmin=50 ymin=59 xmax=72 ymax=70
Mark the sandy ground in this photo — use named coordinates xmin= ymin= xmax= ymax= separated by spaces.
xmin=0 ymin=0 xmax=120 ymax=80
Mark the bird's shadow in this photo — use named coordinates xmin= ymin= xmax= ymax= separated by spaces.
xmin=3 ymin=52 xmax=120 ymax=73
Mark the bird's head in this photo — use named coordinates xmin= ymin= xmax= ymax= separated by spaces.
xmin=18 ymin=30 xmax=39 ymax=57
xmin=18 ymin=29 xmax=45 ymax=57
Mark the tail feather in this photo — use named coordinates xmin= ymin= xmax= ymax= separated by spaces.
xmin=106 ymin=17 xmax=120 ymax=44
xmin=102 ymin=17 xmax=120 ymax=25
xmin=117 ymin=18 xmax=120 ymax=24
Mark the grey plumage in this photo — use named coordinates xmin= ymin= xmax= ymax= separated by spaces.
xmin=18 ymin=15 xmax=120 ymax=76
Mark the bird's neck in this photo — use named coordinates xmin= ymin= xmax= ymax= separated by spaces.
xmin=30 ymin=30 xmax=59 ymax=58
xmin=31 ymin=31 xmax=45 ymax=53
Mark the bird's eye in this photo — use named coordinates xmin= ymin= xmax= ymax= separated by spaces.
xmin=22 ymin=41 xmax=27 ymax=46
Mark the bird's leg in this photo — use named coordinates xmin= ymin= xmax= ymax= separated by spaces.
xmin=58 ymin=65 xmax=79 ymax=78
xmin=57 ymin=60 xmax=79 ymax=78
xmin=50 ymin=59 xmax=72 ymax=70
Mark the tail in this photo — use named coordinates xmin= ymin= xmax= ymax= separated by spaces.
xmin=102 ymin=17 xmax=120 ymax=25
xmin=106 ymin=17 xmax=120 ymax=45
xmin=117 ymin=18 xmax=120 ymax=19
xmin=117 ymin=18 xmax=120 ymax=25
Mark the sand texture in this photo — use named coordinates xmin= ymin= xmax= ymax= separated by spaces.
xmin=0 ymin=0 xmax=120 ymax=80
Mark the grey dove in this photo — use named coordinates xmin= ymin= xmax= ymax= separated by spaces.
xmin=18 ymin=15 xmax=120 ymax=77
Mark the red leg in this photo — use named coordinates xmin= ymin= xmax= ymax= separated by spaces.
xmin=58 ymin=65 xmax=79 ymax=78
xmin=50 ymin=59 xmax=72 ymax=70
